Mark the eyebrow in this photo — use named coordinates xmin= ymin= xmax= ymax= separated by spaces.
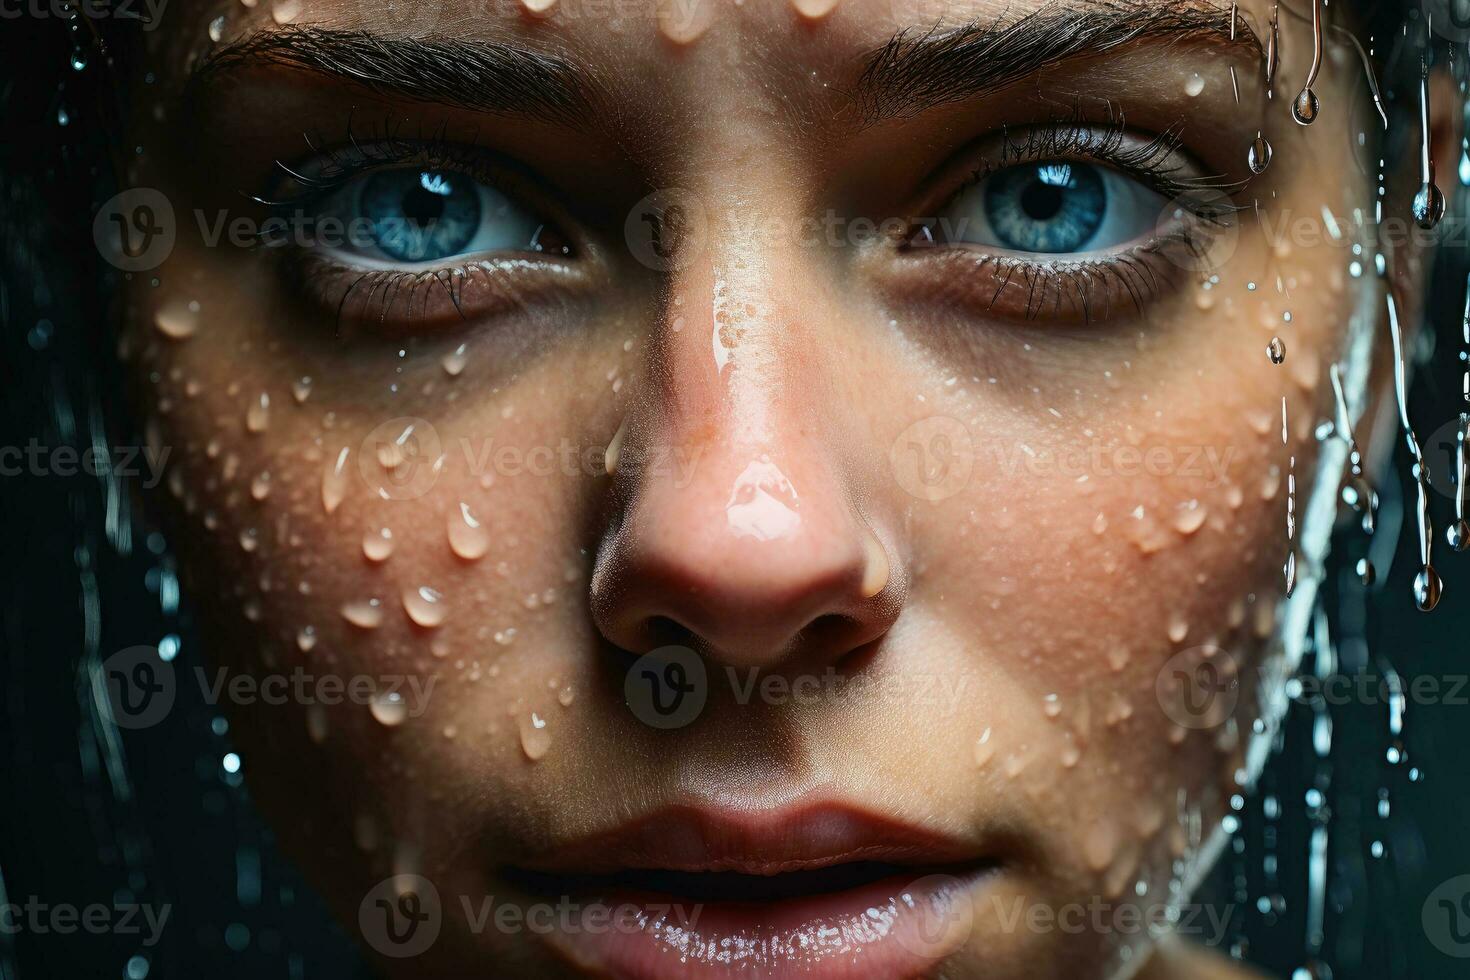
xmin=190 ymin=26 xmax=600 ymax=128
xmin=856 ymin=1 xmax=1262 ymax=123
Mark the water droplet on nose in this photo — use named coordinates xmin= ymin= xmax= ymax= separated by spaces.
xmin=1092 ymin=512 xmax=1108 ymax=535
xmin=1412 ymin=182 xmax=1446 ymax=229
xmin=370 ymin=691 xmax=408 ymax=727
xmin=154 ymin=298 xmax=199 ymax=339
xmin=1413 ymin=566 xmax=1442 ymax=611
xmin=442 ymin=343 xmax=468 ymax=377
xmin=1292 ymin=88 xmax=1319 ymax=125
xmin=341 ymin=597 xmax=384 ymax=629
xmin=363 ymin=526 xmax=395 ymax=562
xmin=860 ymin=533 xmax=889 ymax=598
xmin=403 ymin=586 xmax=448 ymax=628
xmin=1284 ymin=550 xmax=1297 ymax=596
xmin=1248 ymin=133 xmax=1272 ymax=174
xmin=1448 ymin=519 xmax=1470 ymax=552
xmin=1267 ymin=337 xmax=1286 ymax=364
xmin=245 ymin=393 xmax=270 ymax=433
xmin=296 ymin=625 xmax=317 ymax=652
xmin=519 ymin=712 xmax=552 ymax=761
xmin=448 ymin=502 xmax=490 ymax=560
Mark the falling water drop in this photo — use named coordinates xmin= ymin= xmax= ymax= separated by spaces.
xmin=403 ymin=586 xmax=448 ymax=628
xmin=448 ymin=502 xmax=491 ymax=560
xmin=1264 ymin=3 xmax=1279 ymax=98
xmin=369 ymin=691 xmax=408 ymax=727
xmin=1446 ymin=520 xmax=1469 ymax=552
xmin=341 ymin=598 xmax=384 ymax=629
xmin=1412 ymin=62 xmax=1445 ymax=230
xmin=1291 ymin=0 xmax=1323 ymax=126
xmin=1248 ymin=133 xmax=1273 ymax=174
xmin=1292 ymin=89 xmax=1320 ymax=125
xmin=519 ymin=712 xmax=552 ymax=761
xmin=362 ymin=526 xmax=395 ymax=563
xmin=558 ymin=685 xmax=576 ymax=707
xmin=1268 ymin=337 xmax=1286 ymax=364
xmin=1413 ymin=566 xmax=1442 ymax=612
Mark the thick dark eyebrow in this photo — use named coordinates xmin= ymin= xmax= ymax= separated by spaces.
xmin=856 ymin=1 xmax=1262 ymax=122
xmin=190 ymin=26 xmax=599 ymax=128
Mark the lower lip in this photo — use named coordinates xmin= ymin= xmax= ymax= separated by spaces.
xmin=534 ymin=867 xmax=991 ymax=980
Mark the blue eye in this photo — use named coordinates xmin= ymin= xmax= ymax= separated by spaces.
xmin=931 ymin=160 xmax=1167 ymax=256
xmin=317 ymin=167 xmax=551 ymax=266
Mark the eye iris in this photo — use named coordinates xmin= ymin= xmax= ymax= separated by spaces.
xmin=361 ymin=170 xmax=480 ymax=263
xmin=984 ymin=162 xmax=1107 ymax=253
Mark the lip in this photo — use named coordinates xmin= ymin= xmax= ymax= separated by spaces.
xmin=504 ymin=802 xmax=998 ymax=979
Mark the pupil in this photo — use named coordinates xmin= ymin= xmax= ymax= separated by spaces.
xmin=1020 ymin=179 xmax=1065 ymax=222
xmin=401 ymin=184 xmax=446 ymax=229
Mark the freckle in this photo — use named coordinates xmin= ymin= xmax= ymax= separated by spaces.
xmin=296 ymin=625 xmax=317 ymax=652
xmin=791 ymin=0 xmax=840 ymax=18
xmin=246 ymin=392 xmax=270 ymax=433
xmin=322 ymin=447 xmax=350 ymax=513
xmin=403 ymin=586 xmax=448 ymax=628
xmin=449 ymin=502 xmax=490 ymax=560
xmin=154 ymin=297 xmax=199 ymax=339
xmin=341 ymin=597 xmax=384 ymax=629
xmin=658 ymin=0 xmax=714 ymax=44
xmin=363 ymin=526 xmax=395 ymax=562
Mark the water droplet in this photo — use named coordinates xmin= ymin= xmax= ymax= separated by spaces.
xmin=1292 ymin=88 xmax=1319 ymax=125
xmin=1413 ymin=566 xmax=1442 ymax=612
xmin=1356 ymin=558 xmax=1375 ymax=586
xmin=250 ymin=471 xmax=271 ymax=500
xmin=1267 ymin=337 xmax=1286 ymax=364
xmin=208 ymin=15 xmax=225 ymax=41
xmin=441 ymin=342 xmax=468 ymax=377
xmin=341 ymin=598 xmax=383 ymax=629
xmin=1092 ymin=512 xmax=1108 ymax=535
xmin=1448 ymin=519 xmax=1470 ymax=552
xmin=363 ymin=526 xmax=395 ymax=562
xmin=973 ymin=727 xmax=994 ymax=768
xmin=519 ymin=712 xmax=552 ymax=761
xmin=658 ymin=0 xmax=713 ymax=43
xmin=558 ymin=685 xmax=576 ymax=707
xmin=245 ymin=392 xmax=270 ymax=433
xmin=1167 ymin=614 xmax=1189 ymax=644
xmin=1173 ymin=500 xmax=1207 ymax=535
xmin=322 ymin=447 xmax=350 ymax=514
xmin=1184 ymin=73 xmax=1205 ymax=97
xmin=270 ymin=0 xmax=301 ymax=24
xmin=306 ymin=705 xmax=328 ymax=743
xmin=296 ymin=625 xmax=317 ymax=652
xmin=448 ymin=502 xmax=490 ymax=560
xmin=291 ymin=376 xmax=313 ymax=403
xmin=1284 ymin=550 xmax=1297 ymax=596
xmin=369 ymin=690 xmax=408 ymax=727
xmin=153 ymin=297 xmax=199 ymax=339
xmin=860 ymin=533 xmax=889 ymax=598
xmin=1412 ymin=182 xmax=1446 ymax=230
xmin=239 ymin=527 xmax=259 ymax=553
xmin=403 ymin=586 xmax=448 ymax=628
xmin=604 ymin=418 xmax=628 ymax=476
xmin=1248 ymin=133 xmax=1272 ymax=174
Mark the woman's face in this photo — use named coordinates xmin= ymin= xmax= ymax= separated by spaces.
xmin=117 ymin=0 xmax=1437 ymax=976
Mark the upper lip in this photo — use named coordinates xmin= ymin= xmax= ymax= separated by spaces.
xmin=513 ymin=801 xmax=986 ymax=877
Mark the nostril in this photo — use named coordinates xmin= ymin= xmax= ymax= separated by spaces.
xmin=645 ymin=615 xmax=698 ymax=652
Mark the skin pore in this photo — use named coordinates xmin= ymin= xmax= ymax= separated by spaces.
xmin=115 ymin=0 xmax=1452 ymax=976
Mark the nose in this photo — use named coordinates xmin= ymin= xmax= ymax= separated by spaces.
xmin=590 ymin=238 xmax=902 ymax=671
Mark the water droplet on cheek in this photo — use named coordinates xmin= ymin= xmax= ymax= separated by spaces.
xmin=519 ymin=712 xmax=552 ymax=760
xmin=322 ymin=448 xmax=350 ymax=514
xmin=363 ymin=526 xmax=395 ymax=563
xmin=441 ymin=343 xmax=469 ymax=377
xmin=403 ymin=586 xmax=448 ymax=628
xmin=341 ymin=598 xmax=384 ymax=629
xmin=448 ymin=502 xmax=490 ymax=560
xmin=370 ymin=691 xmax=408 ymax=727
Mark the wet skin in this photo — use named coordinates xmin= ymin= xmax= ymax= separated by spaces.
xmin=117 ymin=0 xmax=1455 ymax=976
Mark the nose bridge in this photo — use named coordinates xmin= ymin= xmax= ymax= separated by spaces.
xmin=590 ymin=198 xmax=901 ymax=668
